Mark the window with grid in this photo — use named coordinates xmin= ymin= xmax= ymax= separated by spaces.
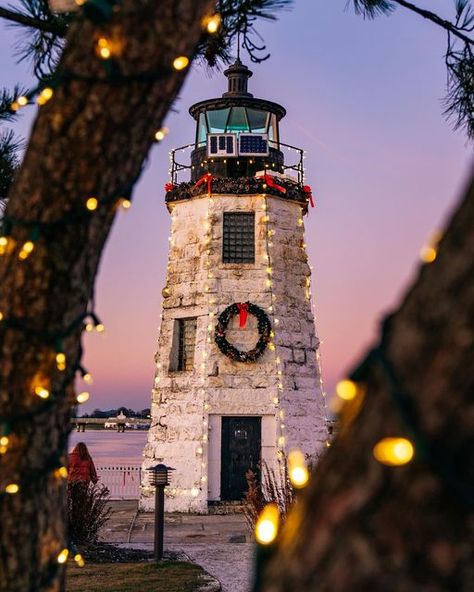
xmin=171 ymin=318 xmax=197 ymax=371
xmin=222 ymin=212 xmax=255 ymax=264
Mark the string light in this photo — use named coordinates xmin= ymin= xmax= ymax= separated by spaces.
xmin=172 ymin=56 xmax=189 ymax=71
xmin=56 ymin=352 xmax=67 ymax=371
xmin=18 ymin=240 xmax=35 ymax=260
xmin=255 ymin=503 xmax=280 ymax=545
xmin=202 ymin=13 xmax=221 ymax=34
xmin=288 ymin=449 xmax=309 ymax=489
xmin=335 ymin=379 xmax=360 ymax=401
xmin=76 ymin=391 xmax=90 ymax=404
xmin=36 ymin=87 xmax=54 ymax=106
xmin=57 ymin=549 xmax=69 ymax=564
xmin=5 ymin=483 xmax=19 ymax=494
xmin=86 ymin=197 xmax=98 ymax=211
xmin=118 ymin=198 xmax=131 ymax=210
xmin=373 ymin=437 xmax=414 ymax=466
xmin=74 ymin=553 xmax=85 ymax=567
xmin=96 ymin=38 xmax=112 ymax=59
xmin=155 ymin=127 xmax=169 ymax=142
xmin=34 ymin=386 xmax=50 ymax=399
xmin=54 ymin=466 xmax=68 ymax=479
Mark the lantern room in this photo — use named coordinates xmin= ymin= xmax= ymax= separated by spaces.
xmin=187 ymin=59 xmax=288 ymax=182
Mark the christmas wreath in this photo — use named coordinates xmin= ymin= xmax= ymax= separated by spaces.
xmin=215 ymin=302 xmax=272 ymax=363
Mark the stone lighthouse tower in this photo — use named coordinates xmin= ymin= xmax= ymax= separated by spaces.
xmin=141 ymin=61 xmax=328 ymax=513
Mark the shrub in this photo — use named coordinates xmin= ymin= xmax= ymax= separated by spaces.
xmin=67 ymin=482 xmax=112 ymax=545
xmin=243 ymin=460 xmax=296 ymax=532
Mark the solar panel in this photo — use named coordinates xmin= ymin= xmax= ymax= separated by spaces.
xmin=239 ymin=133 xmax=269 ymax=156
xmin=207 ymin=134 xmax=237 ymax=157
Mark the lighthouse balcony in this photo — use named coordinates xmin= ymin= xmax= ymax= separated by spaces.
xmin=166 ymin=139 xmax=309 ymax=210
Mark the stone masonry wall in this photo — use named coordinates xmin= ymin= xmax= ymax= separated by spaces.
xmin=140 ymin=192 xmax=327 ymax=513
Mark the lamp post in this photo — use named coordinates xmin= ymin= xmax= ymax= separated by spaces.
xmin=147 ymin=463 xmax=175 ymax=562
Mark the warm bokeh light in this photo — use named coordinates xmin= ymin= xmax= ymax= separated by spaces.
xmin=96 ymin=38 xmax=112 ymax=60
xmin=202 ymin=13 xmax=221 ymax=34
xmin=335 ymin=379 xmax=359 ymax=401
xmin=86 ymin=197 xmax=98 ymax=211
xmin=76 ymin=391 xmax=90 ymax=404
xmin=34 ymin=386 xmax=50 ymax=399
xmin=5 ymin=483 xmax=19 ymax=494
xmin=57 ymin=549 xmax=69 ymax=564
xmin=373 ymin=437 xmax=414 ymax=466
xmin=173 ymin=56 xmax=189 ymax=71
xmin=288 ymin=449 xmax=309 ymax=489
xmin=255 ymin=503 xmax=280 ymax=545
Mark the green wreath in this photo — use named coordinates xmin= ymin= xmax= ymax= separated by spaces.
xmin=214 ymin=302 xmax=272 ymax=362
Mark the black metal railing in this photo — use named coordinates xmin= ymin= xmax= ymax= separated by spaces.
xmin=169 ymin=140 xmax=305 ymax=185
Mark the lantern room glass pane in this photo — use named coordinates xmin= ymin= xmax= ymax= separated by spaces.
xmin=207 ymin=108 xmax=230 ymax=133
xmin=197 ymin=112 xmax=208 ymax=144
xmin=268 ymin=114 xmax=278 ymax=142
xmin=226 ymin=107 xmax=249 ymax=132
xmin=246 ymin=108 xmax=268 ymax=133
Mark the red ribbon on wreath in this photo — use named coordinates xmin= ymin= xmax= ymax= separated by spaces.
xmin=236 ymin=303 xmax=249 ymax=328
xmin=164 ymin=182 xmax=175 ymax=192
xmin=194 ymin=172 xmax=214 ymax=194
xmin=262 ymin=173 xmax=287 ymax=194
xmin=303 ymin=185 xmax=315 ymax=208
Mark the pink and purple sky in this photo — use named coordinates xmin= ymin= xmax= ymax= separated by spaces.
xmin=1 ymin=0 xmax=472 ymax=412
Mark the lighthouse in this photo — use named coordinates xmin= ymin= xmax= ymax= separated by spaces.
xmin=140 ymin=60 xmax=328 ymax=513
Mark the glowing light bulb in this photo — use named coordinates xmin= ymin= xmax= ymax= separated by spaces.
xmin=373 ymin=437 xmax=414 ymax=466
xmin=85 ymin=322 xmax=94 ymax=332
xmin=155 ymin=127 xmax=169 ymax=142
xmin=268 ymin=342 xmax=275 ymax=351
xmin=288 ymin=449 xmax=309 ymax=489
xmin=420 ymin=245 xmax=437 ymax=263
xmin=86 ymin=197 xmax=98 ymax=211
xmin=57 ymin=548 xmax=69 ymax=564
xmin=203 ymin=13 xmax=221 ymax=33
xmin=278 ymin=436 xmax=285 ymax=447
xmin=191 ymin=487 xmax=200 ymax=497
xmin=18 ymin=241 xmax=35 ymax=260
xmin=76 ymin=391 xmax=90 ymax=404
xmin=96 ymin=38 xmax=112 ymax=59
xmin=35 ymin=386 xmax=50 ymax=399
xmin=119 ymin=198 xmax=132 ymax=210
xmin=56 ymin=352 xmax=66 ymax=371
xmin=36 ymin=87 xmax=54 ymax=105
xmin=5 ymin=483 xmax=19 ymax=494
xmin=0 ymin=436 xmax=9 ymax=446
xmin=0 ymin=236 xmax=10 ymax=255
xmin=55 ymin=466 xmax=68 ymax=479
xmin=17 ymin=95 xmax=28 ymax=106
xmin=83 ymin=373 xmax=93 ymax=384
xmin=335 ymin=379 xmax=360 ymax=401
xmin=173 ymin=56 xmax=189 ymax=71
xmin=255 ymin=503 xmax=279 ymax=545
xmin=95 ymin=323 xmax=105 ymax=333
xmin=74 ymin=553 xmax=85 ymax=567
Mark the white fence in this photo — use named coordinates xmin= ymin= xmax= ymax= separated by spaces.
xmin=96 ymin=464 xmax=142 ymax=499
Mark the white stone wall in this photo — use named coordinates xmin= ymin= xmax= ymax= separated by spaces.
xmin=140 ymin=192 xmax=327 ymax=513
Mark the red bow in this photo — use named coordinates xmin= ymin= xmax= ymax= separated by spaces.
xmin=303 ymin=185 xmax=315 ymax=208
xmin=236 ymin=303 xmax=249 ymax=328
xmin=164 ymin=182 xmax=175 ymax=192
xmin=263 ymin=173 xmax=287 ymax=194
xmin=194 ymin=173 xmax=213 ymax=194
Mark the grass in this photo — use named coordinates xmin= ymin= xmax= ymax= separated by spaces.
xmin=66 ymin=560 xmax=208 ymax=592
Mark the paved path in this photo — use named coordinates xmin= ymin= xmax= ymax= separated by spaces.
xmin=102 ymin=501 xmax=254 ymax=592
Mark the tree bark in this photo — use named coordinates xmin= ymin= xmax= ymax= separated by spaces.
xmin=261 ymin=172 xmax=474 ymax=591
xmin=0 ymin=1 xmax=214 ymax=590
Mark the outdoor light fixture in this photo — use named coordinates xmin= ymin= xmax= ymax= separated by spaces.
xmin=147 ymin=463 xmax=175 ymax=561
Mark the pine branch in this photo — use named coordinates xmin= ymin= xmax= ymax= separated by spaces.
xmin=0 ymin=129 xmax=23 ymax=201
xmin=0 ymin=6 xmax=66 ymax=35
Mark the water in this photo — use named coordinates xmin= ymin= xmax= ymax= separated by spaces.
xmin=69 ymin=430 xmax=148 ymax=465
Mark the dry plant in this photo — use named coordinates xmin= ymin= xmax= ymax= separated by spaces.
xmin=243 ymin=458 xmax=296 ymax=532
xmin=67 ymin=482 xmax=112 ymax=545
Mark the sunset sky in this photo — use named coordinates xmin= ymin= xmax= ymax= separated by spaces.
xmin=1 ymin=0 xmax=471 ymax=413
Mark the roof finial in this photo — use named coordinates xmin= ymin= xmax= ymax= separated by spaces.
xmin=237 ymin=29 xmax=241 ymax=61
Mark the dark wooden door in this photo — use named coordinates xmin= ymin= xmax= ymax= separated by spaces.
xmin=221 ymin=416 xmax=261 ymax=501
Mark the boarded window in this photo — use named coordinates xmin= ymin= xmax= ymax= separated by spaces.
xmin=170 ymin=318 xmax=197 ymax=371
xmin=223 ymin=212 xmax=255 ymax=264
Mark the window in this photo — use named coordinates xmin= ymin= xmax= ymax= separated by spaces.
xmin=207 ymin=108 xmax=230 ymax=133
xmin=170 ymin=318 xmax=197 ymax=371
xmin=223 ymin=212 xmax=255 ymax=264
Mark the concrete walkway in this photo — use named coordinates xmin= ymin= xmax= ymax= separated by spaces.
xmin=101 ymin=501 xmax=254 ymax=592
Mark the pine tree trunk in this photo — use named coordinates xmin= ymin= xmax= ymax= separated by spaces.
xmin=261 ymin=173 xmax=474 ymax=591
xmin=0 ymin=1 xmax=214 ymax=590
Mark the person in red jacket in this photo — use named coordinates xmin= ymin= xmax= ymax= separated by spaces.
xmin=68 ymin=442 xmax=98 ymax=484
